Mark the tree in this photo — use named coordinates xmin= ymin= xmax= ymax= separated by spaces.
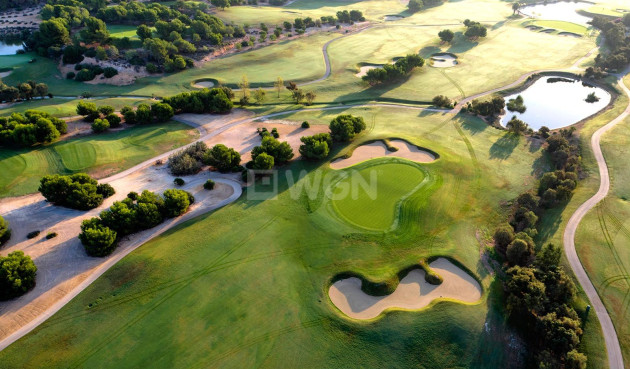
xmin=329 ymin=114 xmax=366 ymax=142
xmin=253 ymin=88 xmax=266 ymax=104
xmin=92 ymin=118 xmax=110 ymax=133
xmin=239 ymin=75 xmax=250 ymax=98
xmin=512 ymin=2 xmax=521 ymax=15
xmin=506 ymin=116 xmax=528 ymax=135
xmin=35 ymin=83 xmax=48 ymax=98
xmin=77 ymin=101 xmax=100 ymax=122
xmin=137 ymin=24 xmax=153 ymax=41
xmin=211 ymin=0 xmax=230 ymax=10
xmin=251 ymin=136 xmax=294 ymax=164
xmin=464 ymin=23 xmax=487 ymax=39
xmin=39 ymin=173 xmax=113 ymax=210
xmin=565 ymin=350 xmax=587 ymax=369
xmin=299 ymin=133 xmax=332 ymax=160
xmin=162 ymin=189 xmax=192 ymax=217
xmin=274 ymin=77 xmax=284 ymax=98
xmin=506 ymin=238 xmax=534 ymax=266
xmin=204 ymin=144 xmax=241 ymax=172
xmin=253 ymin=152 xmax=274 ymax=170
xmin=98 ymin=105 xmax=115 ymax=116
xmin=0 ymin=251 xmax=37 ymax=300
xmin=0 ymin=215 xmax=10 ymax=245
xmin=408 ymin=0 xmax=424 ymax=13
xmin=81 ymin=16 xmax=110 ymax=44
xmin=291 ymin=89 xmax=305 ymax=104
xmin=493 ymin=225 xmax=515 ymax=255
xmin=79 ymin=218 xmax=118 ymax=257
xmin=151 ymin=102 xmax=174 ymax=122
xmin=305 ymin=91 xmax=316 ymax=105
xmin=438 ymin=29 xmax=454 ymax=43
xmin=35 ymin=19 xmax=70 ymax=49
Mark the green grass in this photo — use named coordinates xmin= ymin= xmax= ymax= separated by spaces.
xmin=0 ymin=122 xmax=198 ymax=197
xmin=107 ymin=25 xmax=144 ymax=40
xmin=0 ymin=97 xmax=155 ymax=117
xmin=0 ymin=106 xmax=548 ymax=368
xmin=331 ymin=161 xmax=428 ymax=231
xmin=583 ymin=5 xmax=626 ymax=17
xmin=529 ymin=20 xmax=589 ymax=35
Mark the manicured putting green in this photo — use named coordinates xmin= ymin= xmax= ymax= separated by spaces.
xmin=331 ymin=161 xmax=426 ymax=231
xmin=529 ymin=20 xmax=588 ymax=35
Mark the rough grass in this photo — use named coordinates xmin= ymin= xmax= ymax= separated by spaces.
xmin=331 ymin=161 xmax=428 ymax=231
xmin=583 ymin=5 xmax=625 ymax=17
xmin=0 ymin=106 xmax=547 ymax=368
xmin=0 ymin=122 xmax=198 ymax=197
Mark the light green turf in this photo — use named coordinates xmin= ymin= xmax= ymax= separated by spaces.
xmin=107 ymin=24 xmax=143 ymax=40
xmin=529 ymin=20 xmax=589 ymax=35
xmin=0 ymin=106 xmax=549 ymax=368
xmin=0 ymin=122 xmax=198 ymax=197
xmin=331 ymin=161 xmax=427 ymax=231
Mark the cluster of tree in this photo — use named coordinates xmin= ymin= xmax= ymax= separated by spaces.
xmin=249 ymin=136 xmax=294 ymax=169
xmin=465 ymin=96 xmax=505 ymax=117
xmin=168 ymin=141 xmax=209 ymax=175
xmin=77 ymin=101 xmax=118 ymax=123
xmin=432 ymin=95 xmax=454 ymax=108
xmin=0 ymin=251 xmax=37 ymax=301
xmin=69 ymin=62 xmax=118 ymax=81
xmin=329 ymin=114 xmax=366 ymax=142
xmin=0 ymin=110 xmax=67 ymax=147
xmin=506 ymin=95 xmax=526 ymax=113
xmin=39 ymin=173 xmax=115 ymax=210
xmin=0 ymin=214 xmax=10 ymax=246
xmin=0 ymin=80 xmax=49 ymax=103
xmin=203 ymin=144 xmax=242 ymax=172
xmin=79 ymin=189 xmax=194 ymax=256
xmin=299 ymin=133 xmax=332 ymax=160
xmin=162 ymin=87 xmax=233 ymax=114
xmin=362 ymin=54 xmax=424 ymax=85
xmin=463 ymin=19 xmax=487 ymax=39
xmin=408 ymin=0 xmax=445 ymax=13
xmin=590 ymin=15 xmax=630 ymax=71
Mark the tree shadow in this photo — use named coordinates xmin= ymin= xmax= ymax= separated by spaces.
xmin=447 ymin=33 xmax=479 ymax=54
xmin=459 ymin=114 xmax=489 ymax=135
xmin=489 ymin=133 xmax=520 ymax=160
xmin=419 ymin=45 xmax=442 ymax=58
xmin=535 ymin=202 xmax=569 ymax=245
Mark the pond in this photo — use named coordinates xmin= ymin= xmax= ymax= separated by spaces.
xmin=0 ymin=40 xmax=23 ymax=56
xmin=519 ymin=1 xmax=592 ymax=25
xmin=500 ymin=76 xmax=611 ymax=130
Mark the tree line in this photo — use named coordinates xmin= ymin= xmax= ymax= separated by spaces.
xmin=0 ymin=80 xmax=49 ymax=103
xmin=589 ymin=14 xmax=630 ymax=72
xmin=39 ymin=173 xmax=115 ymax=210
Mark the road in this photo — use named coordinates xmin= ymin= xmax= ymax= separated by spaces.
xmin=562 ymin=71 xmax=630 ymax=369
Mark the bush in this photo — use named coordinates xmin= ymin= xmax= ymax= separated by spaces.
xmin=299 ymin=133 xmax=332 ymax=160
xmin=79 ymin=218 xmax=118 ymax=257
xmin=103 ymin=67 xmax=118 ymax=78
xmin=329 ymin=114 xmax=366 ymax=142
xmin=146 ymin=63 xmax=160 ymax=74
xmin=105 ymin=113 xmax=122 ymax=128
xmin=76 ymin=101 xmax=100 ymax=122
xmin=0 ymin=215 xmax=10 ymax=245
xmin=432 ymin=95 xmax=453 ymax=108
xmin=251 ymin=136 xmax=294 ymax=165
xmin=39 ymin=173 xmax=113 ymax=210
xmin=27 ymin=230 xmax=40 ymax=239
xmin=0 ymin=251 xmax=37 ymax=300
xmin=97 ymin=183 xmax=116 ymax=198
xmin=75 ymin=68 xmax=95 ymax=82
xmin=168 ymin=142 xmax=208 ymax=175
xmin=163 ymin=189 xmax=193 ymax=217
xmin=46 ymin=232 xmax=58 ymax=239
xmin=253 ymin=152 xmax=274 ymax=170
xmin=174 ymin=177 xmax=185 ymax=186
xmin=91 ymin=118 xmax=110 ymax=133
xmin=204 ymin=179 xmax=215 ymax=190
xmin=301 ymin=121 xmax=310 ymax=128
xmin=66 ymin=71 xmax=75 ymax=79
xmin=203 ymin=144 xmax=241 ymax=172
xmin=98 ymin=105 xmax=115 ymax=116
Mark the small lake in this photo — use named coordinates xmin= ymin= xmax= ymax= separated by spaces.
xmin=500 ymin=76 xmax=611 ymax=130
xmin=519 ymin=1 xmax=593 ymax=25
xmin=0 ymin=40 xmax=23 ymax=56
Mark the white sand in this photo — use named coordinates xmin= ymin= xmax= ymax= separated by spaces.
xmin=0 ymin=71 xmax=11 ymax=78
xmin=331 ymin=139 xmax=436 ymax=169
xmin=430 ymin=54 xmax=458 ymax=68
xmin=194 ymin=81 xmax=215 ymax=88
xmin=384 ymin=15 xmax=404 ymax=21
xmin=355 ymin=65 xmax=383 ymax=78
xmin=329 ymin=258 xmax=482 ymax=320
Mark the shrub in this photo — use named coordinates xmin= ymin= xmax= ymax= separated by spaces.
xmin=432 ymin=95 xmax=453 ymax=108
xmin=163 ymin=189 xmax=193 ymax=217
xmin=329 ymin=114 xmax=366 ymax=142
xmin=203 ymin=144 xmax=241 ymax=172
xmin=75 ymin=68 xmax=95 ymax=82
xmin=103 ymin=67 xmax=118 ymax=78
xmin=168 ymin=142 xmax=208 ymax=175
xmin=98 ymin=105 xmax=115 ymax=116
xmin=66 ymin=71 xmax=75 ymax=79
xmin=46 ymin=232 xmax=58 ymax=239
xmin=0 ymin=215 xmax=10 ymax=245
xmin=204 ymin=179 xmax=215 ymax=190
xmin=127 ymin=191 xmax=138 ymax=200
xmin=39 ymin=173 xmax=113 ymax=210
xmin=97 ymin=183 xmax=116 ymax=198
xmin=146 ymin=63 xmax=160 ymax=74
xmin=0 ymin=251 xmax=37 ymax=300
xmin=27 ymin=230 xmax=40 ymax=239
xmin=105 ymin=113 xmax=122 ymax=128
xmin=76 ymin=101 xmax=100 ymax=122
xmin=253 ymin=152 xmax=274 ymax=170
xmin=91 ymin=118 xmax=110 ymax=133
xmin=121 ymin=106 xmax=136 ymax=124
xmin=301 ymin=121 xmax=310 ymax=128
xmin=299 ymin=133 xmax=332 ymax=160
xmin=251 ymin=136 xmax=294 ymax=165
xmin=79 ymin=218 xmax=117 ymax=257
xmin=174 ymin=177 xmax=185 ymax=186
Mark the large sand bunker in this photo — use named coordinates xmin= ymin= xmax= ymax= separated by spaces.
xmin=193 ymin=80 xmax=215 ymax=88
xmin=329 ymin=258 xmax=482 ymax=320
xmin=331 ymin=139 xmax=436 ymax=169
xmin=430 ymin=53 xmax=458 ymax=68
xmin=355 ymin=65 xmax=383 ymax=78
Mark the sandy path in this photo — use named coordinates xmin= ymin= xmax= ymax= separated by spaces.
xmin=329 ymin=258 xmax=481 ymax=320
xmin=330 ymin=139 xmax=436 ymax=169
xmin=562 ymin=69 xmax=630 ymax=369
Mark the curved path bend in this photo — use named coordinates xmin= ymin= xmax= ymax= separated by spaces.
xmin=563 ymin=71 xmax=630 ymax=369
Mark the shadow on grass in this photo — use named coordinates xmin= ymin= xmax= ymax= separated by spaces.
xmin=447 ymin=33 xmax=479 ymax=54
xmin=489 ymin=133 xmax=520 ymax=160
xmin=460 ymin=115 xmax=489 ymax=135
xmin=535 ymin=202 xmax=569 ymax=246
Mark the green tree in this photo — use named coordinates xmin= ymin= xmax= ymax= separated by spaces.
xmin=137 ymin=24 xmax=153 ymax=41
xmin=204 ymin=144 xmax=241 ymax=172
xmin=274 ymin=77 xmax=283 ymax=98
xmin=512 ymin=2 xmax=521 ymax=15
xmin=0 ymin=251 xmax=37 ymax=300
xmin=91 ymin=118 xmax=110 ymax=133
xmin=162 ymin=189 xmax=192 ymax=217
xmin=506 ymin=116 xmax=528 ymax=135
xmin=506 ymin=238 xmax=534 ymax=266
xmin=0 ymin=215 xmax=10 ymax=245
xmin=36 ymin=19 xmax=70 ymax=49
xmin=253 ymin=152 xmax=274 ymax=170
xmin=408 ymin=0 xmax=424 ymax=13
xmin=329 ymin=114 xmax=366 ymax=142
xmin=81 ymin=16 xmax=110 ymax=44
xmin=151 ymin=102 xmax=174 ymax=122
xmin=493 ymin=225 xmax=514 ymax=255
xmin=79 ymin=218 xmax=118 ymax=257
xmin=211 ymin=0 xmax=230 ymax=10
xmin=299 ymin=133 xmax=332 ymax=160
xmin=77 ymin=101 xmax=100 ymax=122
xmin=253 ymin=88 xmax=266 ymax=104
xmin=438 ymin=29 xmax=454 ymax=43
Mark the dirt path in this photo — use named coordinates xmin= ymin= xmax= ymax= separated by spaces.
xmin=562 ymin=70 xmax=630 ymax=369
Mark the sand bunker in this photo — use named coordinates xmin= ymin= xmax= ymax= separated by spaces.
xmin=194 ymin=80 xmax=215 ymax=88
xmin=558 ymin=32 xmax=581 ymax=38
xmin=384 ymin=15 xmax=404 ymax=21
xmin=0 ymin=70 xmax=11 ymax=78
xmin=355 ymin=65 xmax=383 ymax=78
xmin=329 ymin=258 xmax=482 ymax=320
xmin=430 ymin=54 xmax=458 ymax=68
xmin=331 ymin=139 xmax=436 ymax=169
